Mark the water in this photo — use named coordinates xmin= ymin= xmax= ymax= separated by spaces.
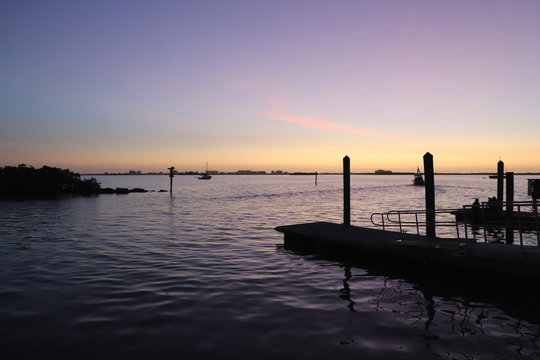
xmin=1 ymin=175 xmax=539 ymax=359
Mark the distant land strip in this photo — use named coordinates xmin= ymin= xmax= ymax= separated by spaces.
xmin=83 ymin=171 xmax=540 ymax=176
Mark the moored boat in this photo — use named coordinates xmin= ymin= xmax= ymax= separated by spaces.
xmin=413 ymin=167 xmax=424 ymax=186
xmin=198 ymin=162 xmax=212 ymax=180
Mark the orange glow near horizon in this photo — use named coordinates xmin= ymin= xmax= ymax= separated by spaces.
xmin=1 ymin=125 xmax=538 ymax=174
xmin=3 ymin=147 xmax=537 ymax=174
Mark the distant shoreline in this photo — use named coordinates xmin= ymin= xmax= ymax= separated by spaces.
xmin=83 ymin=172 xmax=540 ymax=176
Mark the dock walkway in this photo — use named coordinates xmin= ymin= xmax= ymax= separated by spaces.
xmin=276 ymin=222 xmax=540 ymax=279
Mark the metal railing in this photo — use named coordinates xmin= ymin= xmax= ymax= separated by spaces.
xmin=370 ymin=200 xmax=540 ymax=246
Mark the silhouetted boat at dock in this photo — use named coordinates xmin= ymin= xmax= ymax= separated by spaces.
xmin=450 ymin=201 xmax=539 ymax=231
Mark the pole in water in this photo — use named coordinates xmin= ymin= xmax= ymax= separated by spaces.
xmin=497 ymin=160 xmax=504 ymax=208
xmin=168 ymin=166 xmax=175 ymax=194
xmin=423 ymin=152 xmax=435 ymax=238
xmin=506 ymin=171 xmax=514 ymax=244
xmin=343 ymin=156 xmax=350 ymax=227
xmin=315 ymin=171 xmax=318 ymax=186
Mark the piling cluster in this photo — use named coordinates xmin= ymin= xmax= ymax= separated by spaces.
xmin=341 ymin=154 xmax=529 ymax=244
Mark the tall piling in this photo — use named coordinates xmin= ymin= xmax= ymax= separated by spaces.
xmin=505 ymin=171 xmax=514 ymax=244
xmin=424 ymin=152 xmax=435 ymax=238
xmin=168 ymin=166 xmax=175 ymax=194
xmin=497 ymin=160 xmax=504 ymax=206
xmin=343 ymin=156 xmax=350 ymax=227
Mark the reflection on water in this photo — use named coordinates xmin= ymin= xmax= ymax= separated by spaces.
xmin=332 ymin=256 xmax=540 ymax=359
xmin=339 ymin=265 xmax=356 ymax=313
xmin=1 ymin=175 xmax=540 ymax=359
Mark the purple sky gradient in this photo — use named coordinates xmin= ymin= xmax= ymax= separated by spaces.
xmin=2 ymin=0 xmax=539 ymax=172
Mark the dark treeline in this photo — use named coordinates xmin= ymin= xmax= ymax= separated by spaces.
xmin=0 ymin=164 xmax=101 ymax=198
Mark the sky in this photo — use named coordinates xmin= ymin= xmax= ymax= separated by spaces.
xmin=1 ymin=0 xmax=539 ymax=173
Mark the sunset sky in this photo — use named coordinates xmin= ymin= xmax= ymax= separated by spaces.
xmin=2 ymin=0 xmax=539 ymax=173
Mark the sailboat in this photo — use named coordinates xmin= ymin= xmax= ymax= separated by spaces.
xmin=413 ymin=167 xmax=424 ymax=186
xmin=198 ymin=162 xmax=212 ymax=180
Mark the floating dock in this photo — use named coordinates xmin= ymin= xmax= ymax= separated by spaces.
xmin=276 ymin=155 xmax=540 ymax=281
xmin=275 ymin=222 xmax=540 ymax=279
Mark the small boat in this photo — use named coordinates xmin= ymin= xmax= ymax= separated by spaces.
xmin=198 ymin=162 xmax=212 ymax=180
xmin=413 ymin=167 xmax=424 ymax=186
xmin=198 ymin=173 xmax=212 ymax=180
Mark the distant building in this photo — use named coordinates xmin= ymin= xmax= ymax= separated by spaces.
xmin=206 ymin=170 xmax=219 ymax=175
xmin=374 ymin=169 xmax=392 ymax=174
xmin=128 ymin=170 xmax=142 ymax=175
xmin=235 ymin=170 xmax=267 ymax=175
xmin=271 ymin=170 xmax=284 ymax=174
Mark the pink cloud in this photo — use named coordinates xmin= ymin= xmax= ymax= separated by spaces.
xmin=260 ymin=110 xmax=402 ymax=140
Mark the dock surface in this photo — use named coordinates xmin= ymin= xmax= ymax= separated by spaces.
xmin=276 ymin=222 xmax=540 ymax=278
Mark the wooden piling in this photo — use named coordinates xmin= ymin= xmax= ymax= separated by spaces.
xmin=315 ymin=171 xmax=318 ymax=186
xmin=168 ymin=166 xmax=175 ymax=194
xmin=506 ymin=171 xmax=514 ymax=244
xmin=423 ymin=152 xmax=435 ymax=238
xmin=343 ymin=156 xmax=350 ymax=227
xmin=497 ymin=160 xmax=504 ymax=205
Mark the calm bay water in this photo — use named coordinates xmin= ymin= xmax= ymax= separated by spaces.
xmin=1 ymin=174 xmax=540 ymax=359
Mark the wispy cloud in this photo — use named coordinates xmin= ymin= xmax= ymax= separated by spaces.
xmin=260 ymin=110 xmax=403 ymax=140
